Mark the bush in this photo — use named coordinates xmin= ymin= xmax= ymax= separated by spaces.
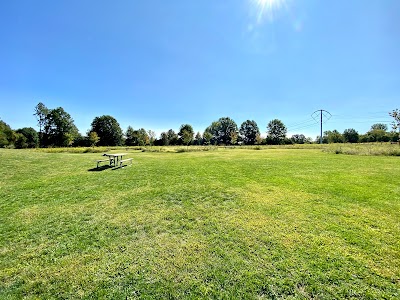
xmin=323 ymin=143 xmax=400 ymax=156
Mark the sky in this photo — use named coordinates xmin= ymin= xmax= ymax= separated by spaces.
xmin=0 ymin=0 xmax=399 ymax=139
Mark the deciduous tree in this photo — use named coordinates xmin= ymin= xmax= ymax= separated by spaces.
xmin=370 ymin=123 xmax=388 ymax=131
xmin=389 ymin=109 xmax=400 ymax=144
xmin=147 ymin=130 xmax=156 ymax=146
xmin=125 ymin=126 xmax=135 ymax=146
xmin=178 ymin=124 xmax=194 ymax=146
xmin=367 ymin=129 xmax=389 ymax=143
xmin=343 ymin=128 xmax=359 ymax=143
xmin=266 ymin=119 xmax=287 ymax=145
xmin=159 ymin=132 xmax=169 ymax=146
xmin=43 ymin=107 xmax=79 ymax=147
xmin=34 ymin=102 xmax=49 ymax=147
xmin=290 ymin=134 xmax=307 ymax=144
xmin=194 ymin=132 xmax=202 ymax=145
xmin=205 ymin=117 xmax=238 ymax=145
xmin=16 ymin=127 xmax=39 ymax=148
xmin=88 ymin=131 xmax=100 ymax=147
xmin=72 ymin=133 xmax=88 ymax=147
xmin=239 ymin=120 xmax=260 ymax=145
xmin=134 ymin=128 xmax=149 ymax=146
xmin=202 ymin=131 xmax=213 ymax=145
xmin=167 ymin=129 xmax=179 ymax=145
xmin=324 ymin=130 xmax=344 ymax=143
xmin=90 ymin=115 xmax=123 ymax=146
xmin=0 ymin=120 xmax=15 ymax=147
xmin=14 ymin=133 xmax=28 ymax=149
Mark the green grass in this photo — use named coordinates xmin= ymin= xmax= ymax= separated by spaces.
xmin=0 ymin=148 xmax=399 ymax=299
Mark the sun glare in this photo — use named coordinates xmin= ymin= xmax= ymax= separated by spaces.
xmin=253 ymin=0 xmax=286 ymax=22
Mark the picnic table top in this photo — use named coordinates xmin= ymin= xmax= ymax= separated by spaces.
xmin=103 ymin=153 xmax=128 ymax=157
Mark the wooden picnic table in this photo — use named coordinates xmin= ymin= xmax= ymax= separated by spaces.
xmin=103 ymin=153 xmax=128 ymax=167
xmin=96 ymin=153 xmax=133 ymax=168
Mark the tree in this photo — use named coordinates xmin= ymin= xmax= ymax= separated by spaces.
xmin=178 ymin=124 xmax=194 ymax=146
xmin=34 ymin=102 xmax=49 ymax=147
xmin=0 ymin=120 xmax=15 ymax=147
xmin=388 ymin=131 xmax=399 ymax=143
xmin=181 ymin=130 xmax=193 ymax=146
xmin=324 ymin=130 xmax=344 ymax=143
xmin=134 ymin=128 xmax=149 ymax=146
xmin=255 ymin=134 xmax=264 ymax=145
xmin=167 ymin=129 xmax=179 ymax=145
xmin=90 ymin=115 xmax=123 ymax=146
xmin=358 ymin=134 xmax=369 ymax=143
xmin=305 ymin=137 xmax=314 ymax=144
xmin=147 ymin=130 xmax=156 ymax=146
xmin=239 ymin=120 xmax=260 ymax=145
xmin=194 ymin=132 xmax=202 ymax=145
xmin=367 ymin=129 xmax=389 ymax=142
xmin=126 ymin=128 xmax=149 ymax=146
xmin=291 ymin=134 xmax=307 ymax=144
xmin=88 ymin=131 xmax=100 ymax=147
xmin=219 ymin=117 xmax=238 ymax=145
xmin=204 ymin=121 xmax=220 ymax=145
xmin=72 ymin=133 xmax=88 ymax=147
xmin=203 ymin=131 xmax=213 ymax=145
xmin=43 ymin=107 xmax=78 ymax=147
xmin=266 ymin=119 xmax=287 ymax=145
xmin=125 ymin=126 xmax=135 ymax=146
xmin=389 ymin=109 xmax=400 ymax=144
xmin=371 ymin=123 xmax=388 ymax=131
xmin=14 ymin=133 xmax=28 ymax=149
xmin=15 ymin=127 xmax=39 ymax=148
xmin=230 ymin=131 xmax=238 ymax=145
xmin=205 ymin=117 xmax=238 ymax=145
xmin=365 ymin=123 xmax=390 ymax=142
xmin=157 ymin=129 xmax=179 ymax=146
xmin=316 ymin=134 xmax=328 ymax=144
xmin=159 ymin=132 xmax=169 ymax=146
xmin=343 ymin=128 xmax=359 ymax=143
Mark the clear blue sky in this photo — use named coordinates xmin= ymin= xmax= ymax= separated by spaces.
xmin=0 ymin=0 xmax=399 ymax=138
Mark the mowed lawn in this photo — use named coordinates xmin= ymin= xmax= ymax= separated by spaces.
xmin=0 ymin=148 xmax=399 ymax=299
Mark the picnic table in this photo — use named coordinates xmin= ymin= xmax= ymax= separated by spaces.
xmin=96 ymin=153 xmax=132 ymax=168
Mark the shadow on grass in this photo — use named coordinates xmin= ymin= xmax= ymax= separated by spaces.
xmin=88 ymin=165 xmax=131 ymax=172
xmin=88 ymin=165 xmax=112 ymax=172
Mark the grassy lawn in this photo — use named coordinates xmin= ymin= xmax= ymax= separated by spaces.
xmin=0 ymin=148 xmax=399 ymax=299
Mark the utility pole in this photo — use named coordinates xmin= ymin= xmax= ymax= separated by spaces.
xmin=312 ymin=109 xmax=332 ymax=144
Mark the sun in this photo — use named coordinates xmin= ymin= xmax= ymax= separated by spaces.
xmin=252 ymin=0 xmax=286 ymax=22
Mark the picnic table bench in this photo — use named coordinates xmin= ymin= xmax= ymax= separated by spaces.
xmin=96 ymin=159 xmax=110 ymax=168
xmin=119 ymin=158 xmax=133 ymax=167
xmin=95 ymin=153 xmax=132 ymax=168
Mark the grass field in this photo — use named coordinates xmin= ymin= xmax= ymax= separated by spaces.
xmin=0 ymin=148 xmax=399 ymax=299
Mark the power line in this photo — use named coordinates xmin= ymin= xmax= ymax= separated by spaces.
xmin=285 ymin=111 xmax=393 ymax=138
xmin=288 ymin=123 xmax=318 ymax=132
xmin=286 ymin=118 xmax=318 ymax=132
xmin=331 ymin=112 xmax=391 ymax=119
xmin=286 ymin=118 xmax=316 ymax=128
xmin=343 ymin=120 xmax=391 ymax=124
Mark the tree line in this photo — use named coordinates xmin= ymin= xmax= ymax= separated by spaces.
xmin=0 ymin=103 xmax=399 ymax=148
